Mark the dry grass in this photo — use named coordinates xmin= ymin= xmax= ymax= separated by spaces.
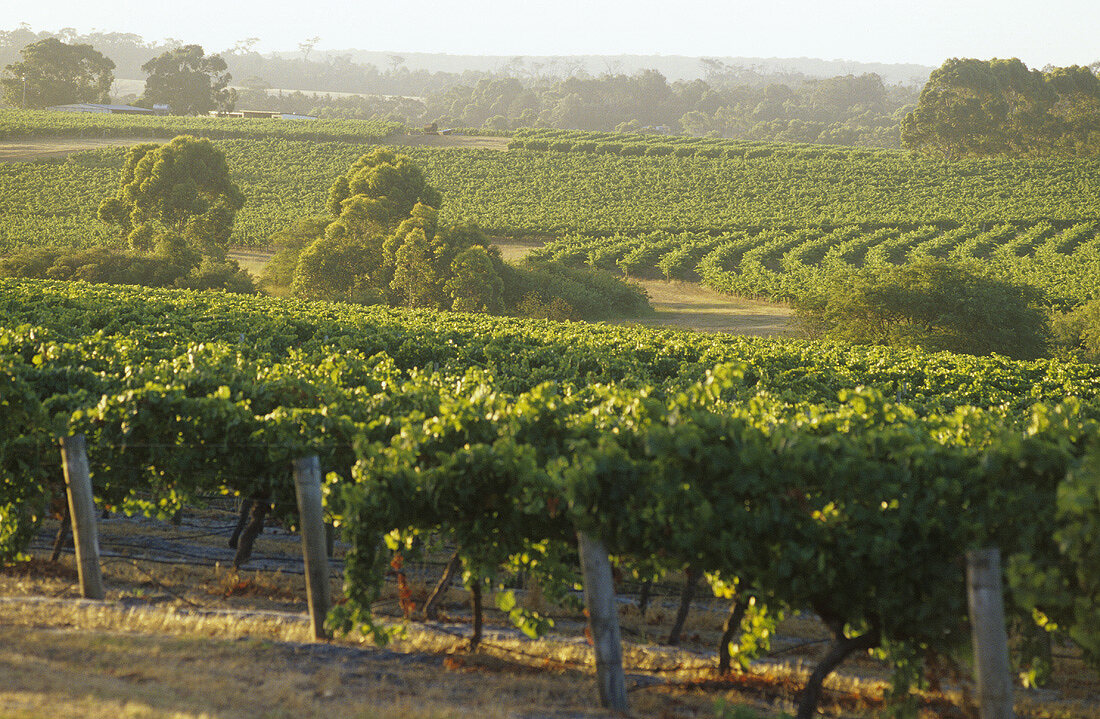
xmin=4 ymin=540 xmax=1100 ymax=719
xmin=488 ymin=242 xmax=796 ymax=337
xmin=627 ymin=279 xmax=794 ymax=336
xmin=227 ymin=250 xmax=276 ymax=280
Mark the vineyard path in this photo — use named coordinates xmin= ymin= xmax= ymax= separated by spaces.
xmin=0 ymin=132 xmax=507 ymax=164
xmin=0 ymin=136 xmax=154 ymax=163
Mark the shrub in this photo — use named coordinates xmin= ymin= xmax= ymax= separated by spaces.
xmin=795 ymin=260 xmax=1049 ymax=359
xmin=1051 ymin=297 xmax=1100 ymax=362
xmin=0 ymin=247 xmax=254 ymax=293
xmin=501 ymin=261 xmax=652 ymax=321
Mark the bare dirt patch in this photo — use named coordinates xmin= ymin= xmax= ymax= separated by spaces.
xmin=388 ymin=133 xmax=511 ymax=150
xmin=631 ymin=279 xmax=794 ymax=336
xmin=0 ymin=137 xmax=151 ymax=163
xmin=229 ymin=248 xmax=276 ymax=279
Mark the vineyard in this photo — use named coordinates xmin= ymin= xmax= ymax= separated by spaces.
xmin=3 ymin=278 xmax=1100 ymax=716
xmin=507 ymin=127 xmax=901 ymax=160
xmin=3 ymin=103 xmax=1100 ymax=716
xmin=3 ymin=134 xmax=1100 ymax=252
xmin=529 ymin=221 xmax=1100 ymax=307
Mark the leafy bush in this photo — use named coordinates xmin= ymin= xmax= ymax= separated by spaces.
xmin=796 ymin=260 xmax=1049 ymax=359
xmin=1051 ymin=297 xmax=1100 ymax=362
xmin=0 ymin=247 xmax=254 ymax=293
xmin=501 ymin=260 xmax=652 ymax=321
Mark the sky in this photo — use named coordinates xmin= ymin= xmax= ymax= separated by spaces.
xmin=5 ymin=0 xmax=1099 ymax=68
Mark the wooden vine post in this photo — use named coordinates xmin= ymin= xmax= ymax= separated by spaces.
xmin=293 ymin=456 xmax=332 ymax=640
xmin=59 ymin=434 xmax=105 ymax=600
xmin=577 ymin=531 xmax=629 ymax=712
xmin=966 ymin=548 xmax=1014 ymax=719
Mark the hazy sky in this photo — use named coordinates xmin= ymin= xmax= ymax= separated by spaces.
xmin=6 ymin=0 xmax=1099 ymax=68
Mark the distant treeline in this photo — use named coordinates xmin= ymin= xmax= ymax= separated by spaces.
xmin=0 ymin=26 xmax=916 ymax=148
xmin=232 ymin=71 xmax=915 ymax=149
xmin=4 ymin=27 xmax=1099 ymax=154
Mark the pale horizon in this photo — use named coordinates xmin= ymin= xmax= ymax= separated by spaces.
xmin=5 ymin=0 xmax=1099 ymax=71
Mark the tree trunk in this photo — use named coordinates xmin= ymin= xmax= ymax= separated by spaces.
xmin=424 ymin=550 xmax=462 ymax=621
xmin=470 ymin=581 xmax=483 ymax=651
xmin=796 ymin=621 xmax=881 ymax=719
xmin=718 ymin=598 xmax=748 ymax=674
xmin=228 ymin=497 xmax=254 ymax=549
xmin=232 ymin=496 xmax=270 ymax=568
xmin=667 ymin=566 xmax=701 ymax=646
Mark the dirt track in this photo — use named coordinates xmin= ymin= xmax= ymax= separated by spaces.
xmin=0 ymin=136 xmax=151 ymax=163
xmin=0 ymin=131 xmax=508 ymax=165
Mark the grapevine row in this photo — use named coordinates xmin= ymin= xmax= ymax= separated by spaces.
xmin=2 ymin=278 xmax=1098 ymax=714
xmin=533 ymin=221 xmax=1100 ymax=306
xmin=4 ymin=137 xmax=1100 ymax=251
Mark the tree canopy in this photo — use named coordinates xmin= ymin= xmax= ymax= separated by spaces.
xmin=97 ymin=135 xmax=245 ymax=262
xmin=902 ymin=58 xmax=1100 ymax=158
xmin=326 ymin=147 xmax=442 ymax=228
xmin=1 ymin=37 xmax=114 ymax=108
xmin=139 ymin=45 xmax=235 ymax=115
xmin=288 ymin=149 xmax=505 ymax=311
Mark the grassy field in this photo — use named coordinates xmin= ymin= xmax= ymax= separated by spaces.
xmin=629 ymin=279 xmax=794 ymax=335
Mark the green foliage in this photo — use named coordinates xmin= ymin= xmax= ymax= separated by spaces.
xmin=3 ymin=278 xmax=1100 ymax=705
xmin=290 ymin=233 xmax=385 ymax=304
xmin=0 ymin=246 xmax=254 ymax=293
xmin=1051 ymin=297 xmax=1100 ymax=362
xmin=902 ymin=58 xmax=1100 ymax=158
xmin=0 ymin=354 xmax=52 ymax=562
xmin=515 ymin=292 xmax=575 ymax=321
xmin=139 ymin=45 xmax=235 ymax=115
xmin=1007 ymin=441 xmax=1100 ymax=674
xmin=444 ymin=244 xmax=503 ymax=313
xmin=0 ymin=108 xmax=405 ymax=144
xmin=261 ymin=216 xmax=330 ymax=291
xmin=325 ymin=147 xmax=442 ymax=226
xmin=389 ymin=228 xmax=436 ymax=308
xmin=1 ymin=37 xmax=115 ymax=109
xmin=97 ymin=135 xmax=245 ymax=263
xmin=291 ymin=150 xmax=452 ymax=307
xmin=1053 ymin=448 xmax=1100 ymax=668
xmin=502 ymin=261 xmax=652 ymax=321
xmin=5 ymin=131 xmax=1100 ymax=260
xmin=795 ymin=260 xmax=1049 ymax=359
xmin=510 ymin=127 xmax=894 ymax=162
xmin=536 ymin=221 xmax=1100 ymax=312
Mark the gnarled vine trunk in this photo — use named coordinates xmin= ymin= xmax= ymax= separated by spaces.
xmin=796 ymin=617 xmax=881 ymax=719
xmin=231 ymin=495 xmax=270 ymax=568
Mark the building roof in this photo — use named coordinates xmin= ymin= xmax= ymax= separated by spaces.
xmin=47 ymin=103 xmax=153 ymax=114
